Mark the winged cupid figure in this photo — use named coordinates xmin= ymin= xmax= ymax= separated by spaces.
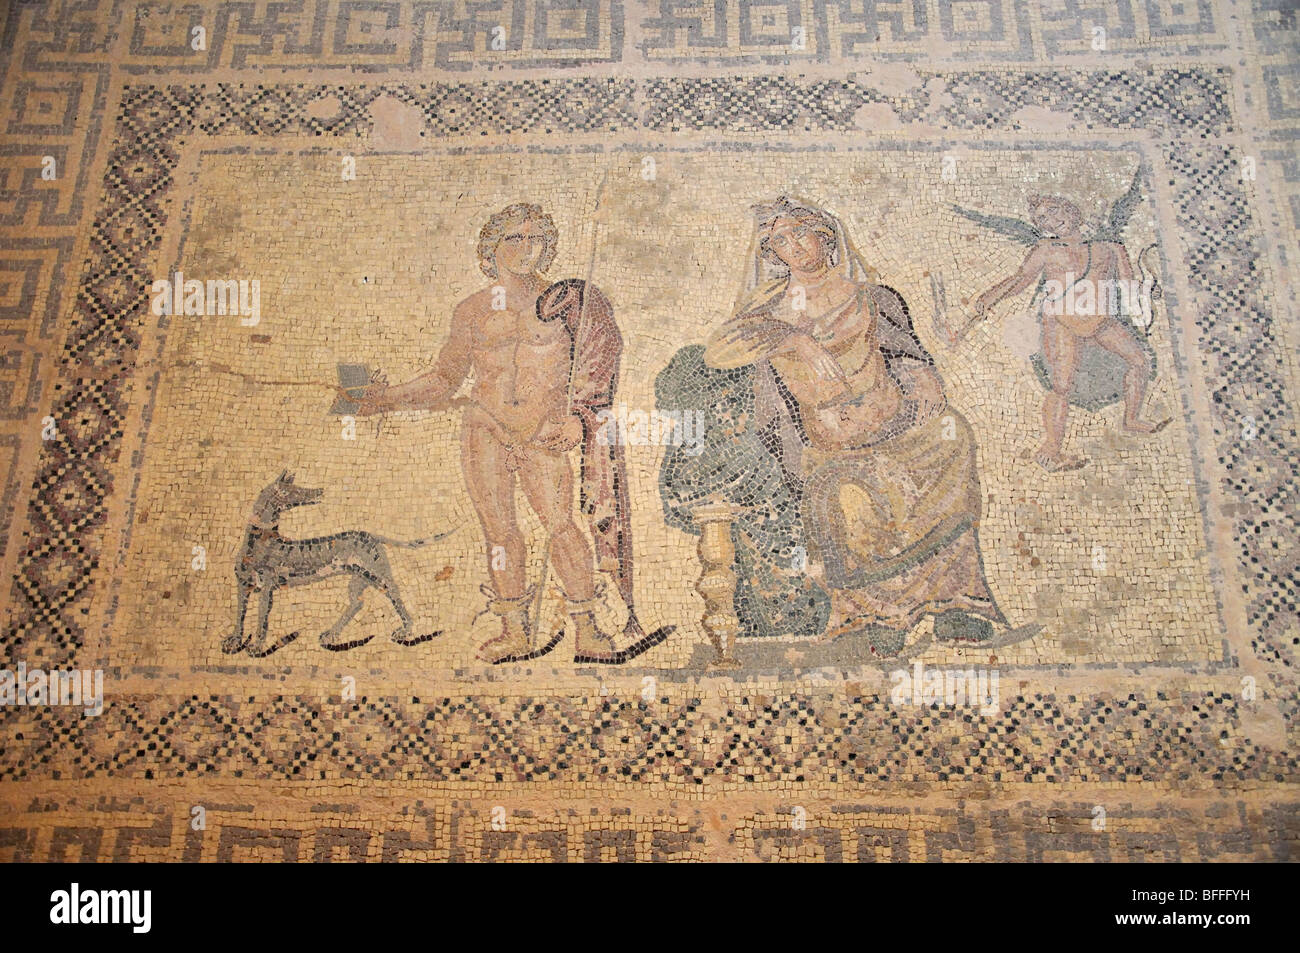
xmin=958 ymin=170 xmax=1170 ymax=472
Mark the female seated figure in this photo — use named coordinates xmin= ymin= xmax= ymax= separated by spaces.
xmin=700 ymin=196 xmax=1006 ymax=655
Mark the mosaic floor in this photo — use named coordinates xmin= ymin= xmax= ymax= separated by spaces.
xmin=0 ymin=0 xmax=1296 ymax=862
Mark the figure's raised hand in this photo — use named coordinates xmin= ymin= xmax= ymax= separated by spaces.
xmin=793 ymin=333 xmax=851 ymax=395
xmin=907 ymin=366 xmax=946 ymax=421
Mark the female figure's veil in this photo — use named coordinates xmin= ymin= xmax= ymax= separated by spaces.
xmin=713 ymin=196 xmax=934 ymax=377
xmin=733 ymin=195 xmax=880 ymax=315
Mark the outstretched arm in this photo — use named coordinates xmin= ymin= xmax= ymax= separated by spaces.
xmin=975 ymin=244 xmax=1047 ymax=315
xmin=355 ymin=301 xmax=473 ymax=415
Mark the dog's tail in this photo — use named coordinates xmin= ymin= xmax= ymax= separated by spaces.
xmin=371 ymin=525 xmax=460 ymax=549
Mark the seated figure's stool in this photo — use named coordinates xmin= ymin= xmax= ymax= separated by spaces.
xmin=692 ymin=500 xmax=742 ymax=670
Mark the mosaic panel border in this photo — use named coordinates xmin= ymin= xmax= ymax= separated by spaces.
xmin=0 ymin=794 xmax=1293 ymax=861
xmin=0 ymin=688 xmax=1294 ymax=786
xmin=1 ymin=68 xmax=1296 ymax=792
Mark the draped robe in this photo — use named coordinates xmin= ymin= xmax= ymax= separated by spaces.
xmin=704 ymin=278 xmax=1006 ymax=635
xmin=536 ymin=279 xmax=639 ymax=625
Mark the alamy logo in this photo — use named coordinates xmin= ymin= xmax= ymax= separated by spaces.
xmin=1042 ymin=272 xmax=1154 ymax=326
xmin=595 ymin=404 xmax=705 ymax=456
xmin=49 ymin=883 xmax=151 ymax=933
xmin=0 ymin=663 xmax=103 ymax=716
xmin=149 ymin=270 xmax=261 ymax=326
xmin=888 ymin=661 xmax=999 ymax=716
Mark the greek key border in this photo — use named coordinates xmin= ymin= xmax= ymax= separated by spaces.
xmin=1 ymin=795 xmax=1293 ymax=861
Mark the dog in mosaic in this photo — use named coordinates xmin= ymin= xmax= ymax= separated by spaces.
xmin=222 ymin=471 xmax=447 ymax=656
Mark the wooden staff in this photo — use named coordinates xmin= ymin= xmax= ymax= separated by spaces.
xmin=529 ymin=168 xmax=611 ymax=641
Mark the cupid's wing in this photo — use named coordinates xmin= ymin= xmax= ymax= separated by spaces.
xmin=1090 ymin=167 xmax=1143 ymax=244
xmin=951 ymin=205 xmax=1043 ymax=245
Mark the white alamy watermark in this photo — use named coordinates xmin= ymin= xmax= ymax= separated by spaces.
xmin=50 ymin=883 xmax=151 ymax=934
xmin=1042 ymin=273 xmax=1154 ymax=327
xmin=149 ymin=270 xmax=261 ymax=326
xmin=595 ymin=404 xmax=705 ymax=456
xmin=0 ymin=662 xmax=103 ymax=716
xmin=889 ymin=661 xmax=999 ymax=716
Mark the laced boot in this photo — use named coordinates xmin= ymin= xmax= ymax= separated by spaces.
xmin=477 ymin=588 xmax=534 ymax=663
xmin=568 ymin=589 xmax=620 ymax=664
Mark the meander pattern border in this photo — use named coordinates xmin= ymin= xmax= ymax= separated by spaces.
xmin=2 ymin=797 xmax=1293 ymax=861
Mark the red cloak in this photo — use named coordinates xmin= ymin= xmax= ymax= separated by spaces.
xmin=537 ymin=279 xmax=639 ymax=628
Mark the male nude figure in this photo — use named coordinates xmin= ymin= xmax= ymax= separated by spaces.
xmin=974 ymin=195 xmax=1169 ymax=471
xmin=346 ymin=204 xmax=635 ymax=664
